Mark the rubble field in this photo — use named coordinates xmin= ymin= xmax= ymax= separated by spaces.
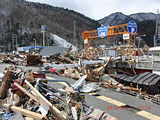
xmin=0 ymin=46 xmax=159 ymax=120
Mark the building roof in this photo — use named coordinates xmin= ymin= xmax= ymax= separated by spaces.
xmin=149 ymin=46 xmax=160 ymax=51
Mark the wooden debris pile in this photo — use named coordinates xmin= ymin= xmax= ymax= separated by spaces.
xmin=79 ymin=48 xmax=104 ymax=60
xmin=44 ymin=53 xmax=160 ymax=105
xmin=26 ymin=54 xmax=43 ymax=66
xmin=0 ymin=53 xmax=44 ymax=66
xmin=0 ymin=54 xmax=18 ymax=65
xmin=0 ymin=66 xmax=117 ymax=120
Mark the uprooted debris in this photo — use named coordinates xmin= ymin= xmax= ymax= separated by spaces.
xmin=72 ymin=75 xmax=100 ymax=93
xmin=41 ymin=52 xmax=160 ymax=105
xmin=0 ymin=70 xmax=14 ymax=99
xmin=0 ymin=53 xmax=44 ymax=66
xmin=0 ymin=66 xmax=117 ymax=120
xmin=26 ymin=55 xmax=43 ymax=66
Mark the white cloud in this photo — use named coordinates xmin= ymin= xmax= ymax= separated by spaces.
xmin=28 ymin=0 xmax=160 ymax=20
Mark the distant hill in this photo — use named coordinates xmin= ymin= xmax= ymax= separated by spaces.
xmin=99 ymin=12 xmax=160 ymax=25
xmin=0 ymin=0 xmax=100 ymax=51
xmin=98 ymin=12 xmax=136 ymax=26
xmin=130 ymin=13 xmax=158 ymax=21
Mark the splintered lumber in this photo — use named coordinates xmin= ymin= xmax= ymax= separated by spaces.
xmin=102 ymin=82 xmax=114 ymax=88
xmin=75 ymin=70 xmax=81 ymax=79
xmin=140 ymin=49 xmax=145 ymax=55
xmin=109 ymin=68 xmax=134 ymax=76
xmin=14 ymin=83 xmax=39 ymax=103
xmin=25 ymin=80 xmax=66 ymax=120
xmin=102 ymin=83 xmax=140 ymax=92
xmin=3 ymin=104 xmax=45 ymax=120
xmin=30 ymin=72 xmax=34 ymax=82
xmin=64 ymin=46 xmax=72 ymax=57
xmin=0 ymin=71 xmax=14 ymax=98
xmin=93 ymin=57 xmax=111 ymax=73
xmin=86 ymin=75 xmax=99 ymax=82
xmin=60 ymin=56 xmax=74 ymax=64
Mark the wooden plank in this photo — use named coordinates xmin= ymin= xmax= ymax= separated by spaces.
xmin=25 ymin=80 xmax=66 ymax=120
xmin=3 ymin=104 xmax=45 ymax=120
xmin=14 ymin=83 xmax=39 ymax=103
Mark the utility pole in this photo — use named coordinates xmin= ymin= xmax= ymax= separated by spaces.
xmin=15 ymin=34 xmax=17 ymax=50
xmin=73 ymin=20 xmax=77 ymax=45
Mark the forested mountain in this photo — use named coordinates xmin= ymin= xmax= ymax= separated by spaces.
xmin=0 ymin=0 xmax=99 ymax=51
xmin=0 ymin=0 xmax=158 ymax=52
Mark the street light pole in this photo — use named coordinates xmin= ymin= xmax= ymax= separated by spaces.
xmin=34 ymin=38 xmax=36 ymax=52
xmin=137 ymin=35 xmax=146 ymax=48
xmin=138 ymin=37 xmax=141 ymax=49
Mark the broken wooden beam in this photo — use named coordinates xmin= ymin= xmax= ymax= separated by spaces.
xmin=25 ymin=80 xmax=67 ymax=120
xmin=93 ymin=57 xmax=112 ymax=73
xmin=3 ymin=104 xmax=45 ymax=120
xmin=14 ymin=83 xmax=39 ymax=103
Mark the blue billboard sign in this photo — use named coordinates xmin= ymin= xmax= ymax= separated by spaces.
xmin=97 ymin=26 xmax=108 ymax=38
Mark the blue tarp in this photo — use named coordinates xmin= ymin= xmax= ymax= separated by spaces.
xmin=23 ymin=46 xmax=44 ymax=50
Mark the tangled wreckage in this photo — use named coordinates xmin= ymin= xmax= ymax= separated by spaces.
xmin=0 ymin=45 xmax=160 ymax=120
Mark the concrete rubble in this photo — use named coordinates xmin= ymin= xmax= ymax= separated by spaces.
xmin=0 ymin=45 xmax=160 ymax=119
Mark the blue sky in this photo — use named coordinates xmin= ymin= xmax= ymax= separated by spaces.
xmin=27 ymin=0 xmax=160 ymax=20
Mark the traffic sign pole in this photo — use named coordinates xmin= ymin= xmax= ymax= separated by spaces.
xmin=43 ymin=31 xmax=45 ymax=47
xmin=41 ymin=25 xmax=46 ymax=47
xmin=127 ymin=21 xmax=137 ymax=57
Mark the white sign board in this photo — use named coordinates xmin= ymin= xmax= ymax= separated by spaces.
xmin=123 ymin=34 xmax=129 ymax=40
xmin=84 ymin=39 xmax=88 ymax=44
